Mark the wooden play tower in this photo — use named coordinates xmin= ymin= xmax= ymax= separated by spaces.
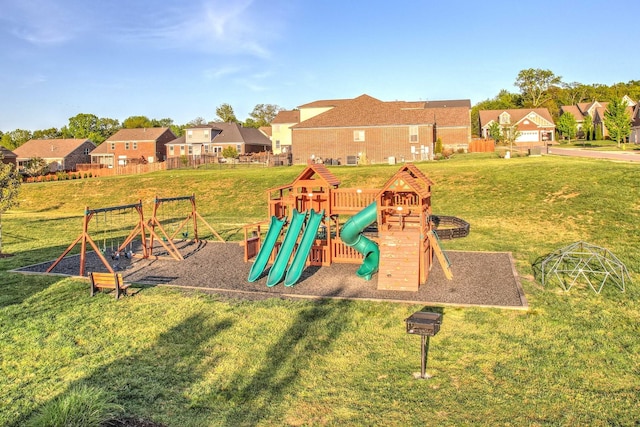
xmin=244 ymin=163 xmax=455 ymax=291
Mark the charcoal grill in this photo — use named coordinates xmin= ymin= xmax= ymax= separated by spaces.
xmin=405 ymin=311 xmax=442 ymax=379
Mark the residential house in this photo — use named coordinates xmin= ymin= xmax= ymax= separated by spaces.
xmin=165 ymin=122 xmax=271 ymax=161
xmin=91 ymin=127 xmax=176 ymax=167
xmin=479 ymin=108 xmax=555 ymax=144
xmin=14 ymin=138 xmax=95 ymax=172
xmin=271 ymin=110 xmax=300 ymax=155
xmin=289 ymin=94 xmax=471 ymax=165
xmin=0 ymin=146 xmax=17 ymax=166
xmin=560 ymin=95 xmax=636 ymax=139
xmin=631 ymin=102 xmax=640 ymax=144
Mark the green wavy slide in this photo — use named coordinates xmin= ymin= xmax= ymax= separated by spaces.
xmin=247 ymin=216 xmax=285 ymax=282
xmin=266 ymin=209 xmax=307 ymax=287
xmin=284 ymin=209 xmax=325 ymax=287
xmin=339 ymin=202 xmax=380 ymax=280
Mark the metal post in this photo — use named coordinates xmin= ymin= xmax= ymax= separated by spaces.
xmin=421 ymin=335 xmax=430 ymax=379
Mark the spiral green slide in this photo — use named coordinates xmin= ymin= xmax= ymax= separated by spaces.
xmin=339 ymin=202 xmax=379 ymax=280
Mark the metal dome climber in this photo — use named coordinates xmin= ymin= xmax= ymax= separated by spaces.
xmin=533 ymin=241 xmax=631 ymax=294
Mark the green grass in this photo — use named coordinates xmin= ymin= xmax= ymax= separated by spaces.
xmin=1 ymin=154 xmax=639 ymax=426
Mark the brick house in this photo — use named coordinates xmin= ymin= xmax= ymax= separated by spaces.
xmin=290 ymin=94 xmax=471 ymax=165
xmin=165 ymin=122 xmax=271 ymax=161
xmin=13 ymin=138 xmax=95 ymax=172
xmin=560 ymin=95 xmax=636 ymax=139
xmin=271 ymin=110 xmax=300 ymax=155
xmin=1 ymin=146 xmax=17 ymax=166
xmin=91 ymin=127 xmax=176 ymax=167
xmin=479 ymin=108 xmax=555 ymax=143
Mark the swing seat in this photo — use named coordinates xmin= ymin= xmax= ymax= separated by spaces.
xmin=90 ymin=272 xmax=131 ymax=299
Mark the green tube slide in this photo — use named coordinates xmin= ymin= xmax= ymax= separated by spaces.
xmin=284 ymin=209 xmax=324 ymax=287
xmin=340 ymin=202 xmax=379 ymax=280
xmin=266 ymin=210 xmax=307 ymax=287
xmin=247 ymin=216 xmax=285 ymax=282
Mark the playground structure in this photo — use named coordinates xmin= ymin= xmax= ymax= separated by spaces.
xmin=533 ymin=241 xmax=631 ymax=294
xmin=244 ymin=163 xmax=469 ymax=291
xmin=147 ymin=194 xmax=224 ymax=260
xmin=47 ymin=194 xmax=223 ymax=276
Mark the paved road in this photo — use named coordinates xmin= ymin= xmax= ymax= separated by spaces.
xmin=548 ymin=147 xmax=640 ymax=162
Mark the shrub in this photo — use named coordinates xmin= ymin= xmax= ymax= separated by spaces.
xmin=25 ymin=384 xmax=123 ymax=427
xmin=435 ymin=138 xmax=443 ymax=154
xmin=83 ymin=173 xmax=88 ymax=179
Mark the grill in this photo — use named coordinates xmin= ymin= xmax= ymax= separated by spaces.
xmin=405 ymin=311 xmax=442 ymax=336
xmin=405 ymin=311 xmax=442 ymax=379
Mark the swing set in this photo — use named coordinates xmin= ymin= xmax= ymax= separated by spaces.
xmin=46 ymin=201 xmax=148 ymax=276
xmin=47 ymin=193 xmax=224 ymax=277
xmin=147 ymin=194 xmax=224 ymax=259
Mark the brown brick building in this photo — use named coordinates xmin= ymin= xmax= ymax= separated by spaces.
xmin=289 ymin=94 xmax=470 ymax=165
xmin=91 ymin=127 xmax=176 ymax=167
xmin=14 ymin=138 xmax=96 ymax=172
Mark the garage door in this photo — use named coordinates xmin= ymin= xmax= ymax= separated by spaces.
xmin=517 ymin=131 xmax=539 ymax=142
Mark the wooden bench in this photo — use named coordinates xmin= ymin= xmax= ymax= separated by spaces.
xmin=89 ymin=272 xmax=131 ymax=299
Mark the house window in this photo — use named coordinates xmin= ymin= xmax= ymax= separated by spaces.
xmin=169 ymin=146 xmax=174 ymax=155
xmin=188 ymin=146 xmax=193 ymax=155
xmin=204 ymin=130 xmax=209 ymax=137
xmin=83 ymin=147 xmax=90 ymax=155
xmin=409 ymin=126 xmax=419 ymax=142
xmin=110 ymin=143 xmax=115 ymax=151
xmin=499 ymin=112 xmax=511 ymax=124
xmin=133 ymin=142 xmax=137 ymax=150
xmin=354 ymin=130 xmax=365 ymax=141
xmin=204 ymin=145 xmax=209 ymax=154
xmin=275 ymin=140 xmax=281 ymax=149
xmin=125 ymin=142 xmax=130 ymax=150
xmin=187 ymin=130 xmax=193 ymax=139
xmin=180 ymin=145 xmax=185 ymax=155
xmin=273 ymin=125 xmax=280 ymax=132
xmin=236 ymin=144 xmax=241 ymax=152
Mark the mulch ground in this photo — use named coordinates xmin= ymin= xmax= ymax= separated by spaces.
xmin=14 ymin=240 xmax=527 ymax=309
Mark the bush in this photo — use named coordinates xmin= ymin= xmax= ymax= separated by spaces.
xmin=25 ymin=384 xmax=123 ymax=427
xmin=435 ymin=138 xmax=443 ymax=154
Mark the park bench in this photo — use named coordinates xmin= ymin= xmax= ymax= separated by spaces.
xmin=89 ymin=272 xmax=131 ymax=299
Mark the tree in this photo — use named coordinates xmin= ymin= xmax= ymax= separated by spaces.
xmin=0 ymin=159 xmax=20 ymax=254
xmin=1 ymin=129 xmax=32 ymax=149
xmin=582 ymin=114 xmax=593 ymax=141
xmin=66 ymin=114 xmax=120 ymax=144
xmin=222 ymin=146 xmax=238 ymax=159
xmin=123 ymin=116 xmax=152 ymax=129
xmin=501 ymin=124 xmax=521 ymax=152
xmin=514 ymin=68 xmax=562 ymax=107
xmin=32 ymin=128 xmax=61 ymax=140
xmin=604 ymin=97 xmax=632 ymax=146
xmin=488 ymin=122 xmax=503 ymax=143
xmin=556 ymin=112 xmax=578 ymax=143
xmin=244 ymin=104 xmax=282 ymax=128
xmin=187 ymin=117 xmax=207 ymax=127
xmin=22 ymin=157 xmax=49 ymax=177
xmin=215 ymin=104 xmax=238 ymax=123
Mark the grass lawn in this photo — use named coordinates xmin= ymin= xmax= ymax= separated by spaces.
xmin=1 ymin=154 xmax=639 ymax=426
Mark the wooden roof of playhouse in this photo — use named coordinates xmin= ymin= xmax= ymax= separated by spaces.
xmin=268 ymin=163 xmax=341 ymax=193
xmin=378 ymin=164 xmax=432 ymax=200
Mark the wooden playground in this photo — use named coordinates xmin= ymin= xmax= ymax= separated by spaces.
xmin=243 ymin=163 xmax=469 ymax=291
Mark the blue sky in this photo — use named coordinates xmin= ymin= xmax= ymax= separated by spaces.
xmin=1 ymin=0 xmax=639 ymax=131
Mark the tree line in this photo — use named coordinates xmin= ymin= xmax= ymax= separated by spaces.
xmin=0 ymin=103 xmax=282 ymax=150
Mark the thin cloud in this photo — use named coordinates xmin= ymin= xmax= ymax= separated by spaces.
xmin=113 ymin=0 xmax=278 ymax=58
xmin=0 ymin=0 xmax=86 ymax=45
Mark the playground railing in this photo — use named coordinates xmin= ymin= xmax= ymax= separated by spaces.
xmin=331 ymin=189 xmax=378 ymax=214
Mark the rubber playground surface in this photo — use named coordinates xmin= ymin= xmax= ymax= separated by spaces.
xmin=15 ymin=241 xmax=528 ymax=310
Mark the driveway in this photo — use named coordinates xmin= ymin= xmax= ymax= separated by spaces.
xmin=548 ymin=146 xmax=640 ymax=162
